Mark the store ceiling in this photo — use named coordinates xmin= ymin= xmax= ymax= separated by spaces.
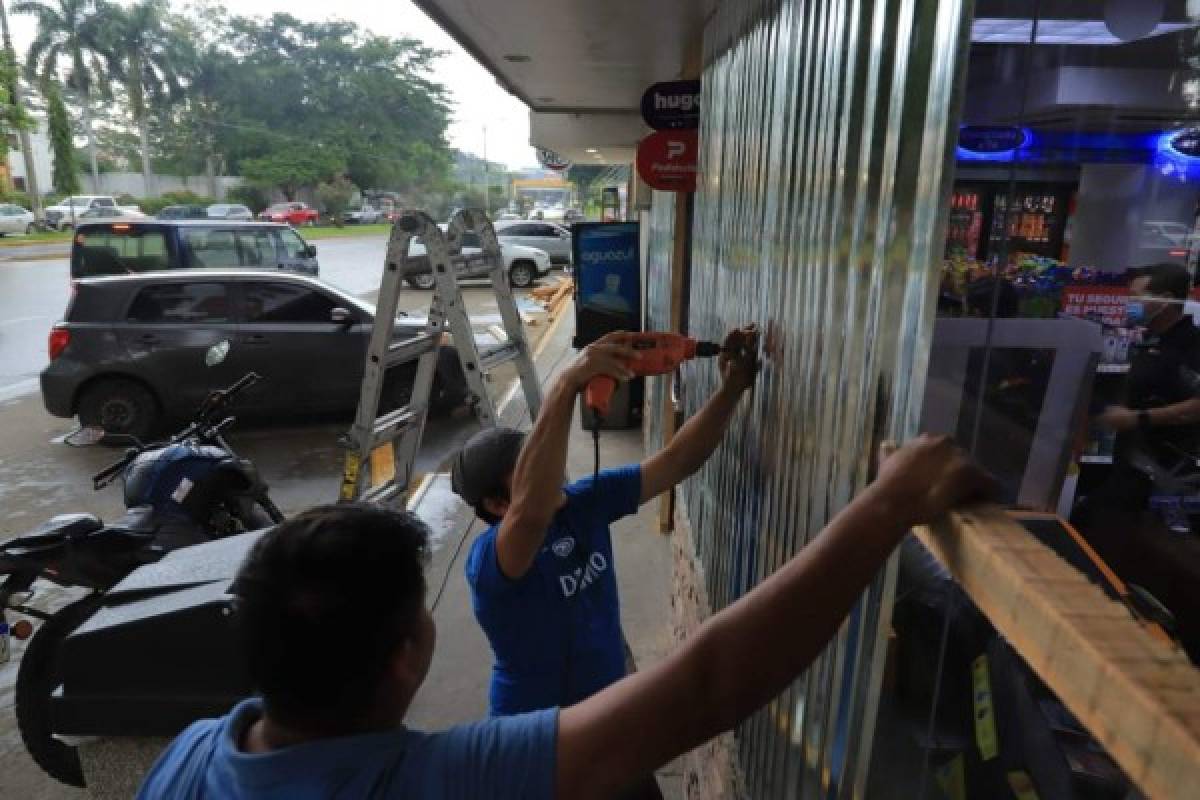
xmin=412 ymin=0 xmax=713 ymax=165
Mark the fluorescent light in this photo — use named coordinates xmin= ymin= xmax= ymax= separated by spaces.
xmin=971 ymin=18 xmax=1194 ymax=45
xmin=586 ymin=148 xmax=598 ymax=153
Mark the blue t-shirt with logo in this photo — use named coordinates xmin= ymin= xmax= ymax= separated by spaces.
xmin=465 ymin=465 xmax=642 ymax=716
xmin=136 ymin=698 xmax=557 ymax=799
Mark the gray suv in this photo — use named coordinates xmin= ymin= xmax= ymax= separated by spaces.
xmin=41 ymin=271 xmax=467 ymax=437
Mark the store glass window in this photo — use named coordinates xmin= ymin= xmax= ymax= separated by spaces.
xmin=880 ymin=2 xmax=1200 ymax=797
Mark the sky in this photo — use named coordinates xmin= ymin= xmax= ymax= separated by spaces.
xmin=4 ymin=0 xmax=540 ymax=170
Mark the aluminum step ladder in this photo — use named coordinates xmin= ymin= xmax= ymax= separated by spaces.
xmin=339 ymin=209 xmax=544 ymax=504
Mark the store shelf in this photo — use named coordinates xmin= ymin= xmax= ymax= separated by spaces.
xmin=1096 ymin=364 xmax=1131 ymax=374
xmin=1079 ymin=454 xmax=1114 ymax=465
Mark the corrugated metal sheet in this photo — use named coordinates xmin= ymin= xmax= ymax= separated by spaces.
xmin=677 ymin=0 xmax=974 ymax=796
xmin=645 ymin=190 xmax=677 ymax=453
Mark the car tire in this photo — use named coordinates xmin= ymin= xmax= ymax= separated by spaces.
xmin=16 ymin=594 xmax=104 ymax=787
xmin=406 ymin=272 xmax=437 ymax=290
xmin=77 ymin=378 xmax=159 ymax=440
xmin=25 ymin=223 xmax=35 ymax=234
xmin=508 ymin=261 xmax=535 ymax=288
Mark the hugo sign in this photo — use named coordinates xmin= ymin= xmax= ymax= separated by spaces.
xmin=636 ymin=130 xmax=698 ymax=192
xmin=641 ymin=80 xmax=701 ymax=130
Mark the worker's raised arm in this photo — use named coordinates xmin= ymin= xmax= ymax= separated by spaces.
xmin=556 ymin=435 xmax=994 ymax=800
xmin=640 ymin=325 xmax=758 ymax=503
xmin=495 ymin=332 xmax=639 ymax=579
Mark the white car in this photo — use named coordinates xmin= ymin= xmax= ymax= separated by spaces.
xmin=44 ymin=195 xmax=141 ymax=230
xmin=207 ymin=203 xmax=254 ymax=220
xmin=405 ymin=227 xmax=551 ymax=289
xmin=0 ymin=203 xmax=36 ymax=234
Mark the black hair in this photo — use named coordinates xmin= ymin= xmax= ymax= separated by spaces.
xmin=231 ymin=504 xmax=430 ymax=727
xmin=1131 ymin=262 xmax=1192 ymax=301
xmin=472 ymin=485 xmax=510 ymax=526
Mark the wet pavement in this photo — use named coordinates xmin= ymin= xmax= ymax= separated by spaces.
xmin=0 ymin=234 xmax=568 ymax=797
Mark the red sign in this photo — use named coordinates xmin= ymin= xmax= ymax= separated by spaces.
xmin=636 ymin=130 xmax=698 ymax=192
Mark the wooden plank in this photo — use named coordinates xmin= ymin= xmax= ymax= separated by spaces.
xmin=913 ymin=506 xmax=1200 ymax=800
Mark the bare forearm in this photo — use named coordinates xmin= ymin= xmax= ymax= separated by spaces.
xmin=563 ymin=484 xmax=915 ymax=797
xmin=1147 ymin=397 xmax=1200 ymax=427
xmin=508 ymin=372 xmax=578 ymax=528
xmin=670 ymin=384 xmax=743 ymax=474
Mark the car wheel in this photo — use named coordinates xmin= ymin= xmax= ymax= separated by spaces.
xmin=25 ymin=223 xmax=35 ymax=234
xmin=406 ymin=272 xmax=437 ymax=290
xmin=77 ymin=378 xmax=159 ymax=440
xmin=508 ymin=261 xmax=535 ymax=288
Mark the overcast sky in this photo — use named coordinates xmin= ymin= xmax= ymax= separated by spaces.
xmin=4 ymin=0 xmax=539 ymax=169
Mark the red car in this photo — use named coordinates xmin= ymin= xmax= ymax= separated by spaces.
xmin=259 ymin=202 xmax=319 ymax=226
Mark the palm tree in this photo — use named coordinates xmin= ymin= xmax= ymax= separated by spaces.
xmin=104 ymin=0 xmax=180 ymax=196
xmin=15 ymin=0 xmax=111 ymax=183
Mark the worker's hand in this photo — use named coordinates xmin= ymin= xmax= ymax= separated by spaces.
xmin=718 ymin=325 xmax=759 ymax=394
xmin=1097 ymin=405 xmax=1137 ymax=432
xmin=565 ymin=331 xmax=639 ymax=390
xmin=872 ymin=435 xmax=995 ymax=527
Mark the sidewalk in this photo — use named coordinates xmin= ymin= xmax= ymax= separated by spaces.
xmin=405 ymin=306 xmax=683 ymax=797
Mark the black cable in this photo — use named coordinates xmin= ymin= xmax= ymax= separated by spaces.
xmin=431 ymin=516 xmax=476 ymax=613
xmin=593 ymin=424 xmax=601 ymax=482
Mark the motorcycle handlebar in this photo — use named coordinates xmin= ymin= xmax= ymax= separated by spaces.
xmin=91 ymin=373 xmax=261 ymax=490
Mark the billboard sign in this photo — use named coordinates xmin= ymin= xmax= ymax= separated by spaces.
xmin=641 ymin=80 xmax=701 ymax=130
xmin=636 ymin=130 xmax=699 ymax=192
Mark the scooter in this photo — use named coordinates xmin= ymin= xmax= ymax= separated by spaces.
xmin=0 ymin=347 xmax=283 ymax=787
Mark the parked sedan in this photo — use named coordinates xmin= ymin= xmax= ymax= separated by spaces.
xmin=343 ymin=206 xmax=384 ymax=224
xmin=259 ymin=202 xmax=319 ymax=226
xmin=207 ymin=203 xmax=254 ymax=220
xmin=0 ymin=202 xmax=35 ymax=234
xmin=40 ymin=270 xmax=467 ymax=437
xmin=493 ymin=220 xmax=573 ymax=265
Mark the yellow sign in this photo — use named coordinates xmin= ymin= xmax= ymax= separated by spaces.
xmin=972 ymin=654 xmax=999 ymax=761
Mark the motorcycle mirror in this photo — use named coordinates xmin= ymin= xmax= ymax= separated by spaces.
xmin=64 ymin=425 xmax=106 ymax=447
xmin=206 ymin=339 xmax=231 ymax=367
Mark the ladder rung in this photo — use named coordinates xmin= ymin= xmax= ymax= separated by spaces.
xmin=360 ymin=482 xmax=403 ymax=505
xmin=477 ymin=342 xmax=521 ymax=372
xmin=379 ymin=332 xmax=439 ymax=369
xmin=367 ymin=406 xmax=422 ymax=449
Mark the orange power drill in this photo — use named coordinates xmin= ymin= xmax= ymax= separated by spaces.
xmin=584 ymin=332 xmax=722 ymax=418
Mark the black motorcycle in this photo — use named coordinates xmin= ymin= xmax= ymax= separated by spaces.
xmin=0 ymin=369 xmax=282 ymax=786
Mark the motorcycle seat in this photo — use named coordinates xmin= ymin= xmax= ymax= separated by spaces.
xmin=3 ymin=513 xmax=103 ymax=552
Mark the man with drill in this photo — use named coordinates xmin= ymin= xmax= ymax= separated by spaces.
xmin=451 ymin=327 xmax=758 ymax=742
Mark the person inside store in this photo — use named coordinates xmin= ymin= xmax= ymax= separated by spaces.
xmin=1092 ymin=262 xmax=1200 ymax=512
xmin=136 ymin=438 xmax=992 ymax=799
xmin=448 ymin=327 xmax=756 ymax=799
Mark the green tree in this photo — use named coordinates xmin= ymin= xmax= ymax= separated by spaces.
xmin=44 ymin=79 xmax=78 ymax=193
xmin=315 ymin=176 xmax=356 ymax=226
xmin=16 ymin=0 xmax=113 ymax=182
xmin=241 ymin=144 xmax=345 ymax=200
xmin=104 ymin=0 xmax=181 ymax=195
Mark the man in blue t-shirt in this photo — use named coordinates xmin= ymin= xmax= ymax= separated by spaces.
xmin=453 ymin=327 xmax=759 ymax=730
xmin=137 ymin=431 xmax=990 ymax=798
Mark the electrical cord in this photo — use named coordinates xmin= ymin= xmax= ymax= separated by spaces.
xmin=431 ymin=516 xmax=477 ymax=613
xmin=915 ymin=582 xmax=955 ymax=800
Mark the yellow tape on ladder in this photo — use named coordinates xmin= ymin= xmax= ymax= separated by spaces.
xmin=339 ymin=452 xmax=360 ymax=502
xmin=972 ymin=654 xmax=999 ymax=762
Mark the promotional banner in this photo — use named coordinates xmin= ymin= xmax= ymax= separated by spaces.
xmin=573 ymin=222 xmax=641 ymax=347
